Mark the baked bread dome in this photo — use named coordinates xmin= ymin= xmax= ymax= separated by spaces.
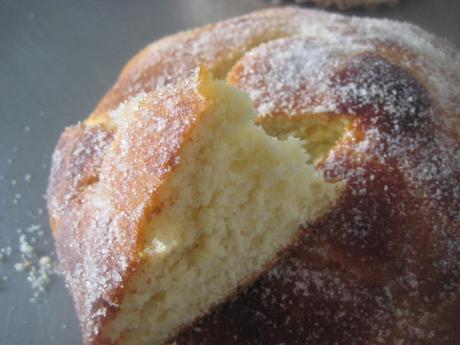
xmin=48 ymin=7 xmax=460 ymax=345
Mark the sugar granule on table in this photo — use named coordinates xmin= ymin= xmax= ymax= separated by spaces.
xmin=9 ymin=227 xmax=61 ymax=303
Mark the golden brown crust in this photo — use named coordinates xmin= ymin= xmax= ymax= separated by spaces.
xmin=88 ymin=11 xmax=298 ymax=125
xmin=48 ymin=7 xmax=460 ymax=345
xmin=48 ymin=72 xmax=208 ymax=344
xmin=48 ymin=124 xmax=114 ymax=230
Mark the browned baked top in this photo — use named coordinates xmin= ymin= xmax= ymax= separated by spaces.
xmin=48 ymin=7 xmax=460 ymax=345
xmin=48 ymin=73 xmax=209 ymax=344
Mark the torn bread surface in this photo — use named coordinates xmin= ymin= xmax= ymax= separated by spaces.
xmin=97 ymin=69 xmax=340 ymax=345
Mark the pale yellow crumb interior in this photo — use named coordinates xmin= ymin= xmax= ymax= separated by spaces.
xmin=104 ymin=77 xmax=341 ymax=345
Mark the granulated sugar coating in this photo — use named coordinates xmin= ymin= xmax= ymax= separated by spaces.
xmin=47 ymin=7 xmax=460 ymax=345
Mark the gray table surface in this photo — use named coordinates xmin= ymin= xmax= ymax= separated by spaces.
xmin=0 ymin=1 xmax=458 ymax=344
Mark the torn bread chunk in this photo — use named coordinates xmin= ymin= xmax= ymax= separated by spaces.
xmin=48 ymin=68 xmax=340 ymax=345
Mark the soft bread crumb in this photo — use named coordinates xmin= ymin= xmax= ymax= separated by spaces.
xmin=102 ymin=71 xmax=340 ymax=345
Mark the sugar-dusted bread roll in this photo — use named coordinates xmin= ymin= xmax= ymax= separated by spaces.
xmin=48 ymin=67 xmax=339 ymax=345
xmin=48 ymin=7 xmax=460 ymax=345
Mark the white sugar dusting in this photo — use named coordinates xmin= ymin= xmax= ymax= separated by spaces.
xmin=180 ymin=8 xmax=458 ymax=344
xmin=45 ymin=7 xmax=460 ymax=344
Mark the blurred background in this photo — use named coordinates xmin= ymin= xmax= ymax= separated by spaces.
xmin=0 ymin=1 xmax=459 ymax=344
